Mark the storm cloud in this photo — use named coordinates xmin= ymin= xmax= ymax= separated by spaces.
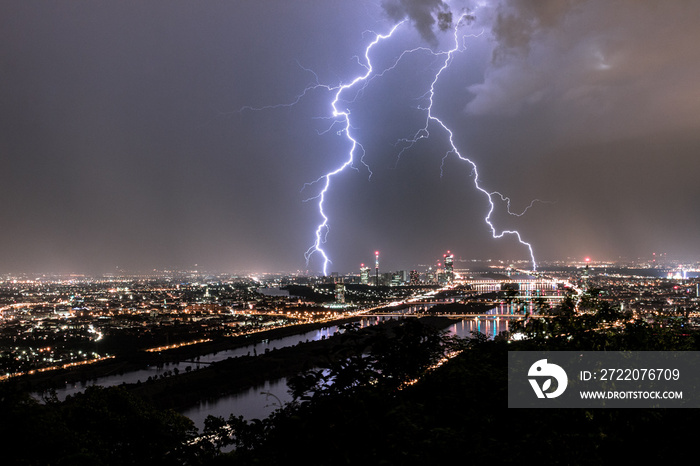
xmin=468 ymin=0 xmax=700 ymax=143
xmin=381 ymin=0 xmax=453 ymax=45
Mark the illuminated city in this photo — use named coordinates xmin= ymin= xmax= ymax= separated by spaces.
xmin=3 ymin=253 xmax=700 ymax=379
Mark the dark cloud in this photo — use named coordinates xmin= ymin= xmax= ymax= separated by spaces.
xmin=491 ymin=0 xmax=577 ymax=60
xmin=467 ymin=0 xmax=700 ymax=143
xmin=458 ymin=0 xmax=700 ymax=263
xmin=380 ymin=0 xmax=452 ymax=44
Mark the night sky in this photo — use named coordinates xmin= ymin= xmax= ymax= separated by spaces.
xmin=3 ymin=1 xmax=700 ymax=275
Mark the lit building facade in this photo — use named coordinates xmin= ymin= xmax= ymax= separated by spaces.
xmin=360 ymin=264 xmax=370 ymax=285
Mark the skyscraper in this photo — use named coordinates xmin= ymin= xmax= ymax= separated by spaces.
xmin=444 ymin=251 xmax=454 ymax=284
xmin=583 ymin=257 xmax=590 ymax=288
xmin=335 ymin=283 xmax=345 ymax=304
xmin=360 ymin=264 xmax=370 ymax=285
xmin=426 ymin=266 xmax=435 ymax=284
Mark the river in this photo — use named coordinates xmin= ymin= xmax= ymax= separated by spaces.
xmin=47 ymin=316 xmax=399 ymax=400
xmin=44 ymin=310 xmax=515 ymax=428
xmin=180 ymin=315 xmax=514 ymax=432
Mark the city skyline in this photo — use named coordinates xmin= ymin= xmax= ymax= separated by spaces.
xmin=1 ymin=252 xmax=698 ymax=280
xmin=3 ymin=1 xmax=700 ymax=275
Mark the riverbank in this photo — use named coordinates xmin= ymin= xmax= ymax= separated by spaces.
xmin=128 ymin=316 xmax=457 ymax=411
xmin=18 ymin=315 xmax=365 ymax=393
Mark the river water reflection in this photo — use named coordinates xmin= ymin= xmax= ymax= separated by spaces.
xmin=48 ymin=312 xmax=515 ymax=403
xmin=181 ymin=315 xmax=517 ymax=431
xmin=183 ymin=378 xmax=293 ymax=431
xmin=446 ymin=316 xmax=512 ymax=339
xmin=49 ymin=316 xmax=398 ymax=400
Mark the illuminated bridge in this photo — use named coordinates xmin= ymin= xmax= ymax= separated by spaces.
xmin=460 ymin=277 xmax=564 ymax=293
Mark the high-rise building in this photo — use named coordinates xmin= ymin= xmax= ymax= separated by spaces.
xmin=335 ymin=283 xmax=345 ymax=304
xmin=409 ymin=270 xmax=419 ymax=285
xmin=426 ymin=266 xmax=435 ymax=284
xmin=436 ymin=260 xmax=445 ymax=284
xmin=444 ymin=251 xmax=454 ymax=284
xmin=360 ymin=264 xmax=370 ymax=285
xmin=375 ymin=251 xmax=380 ymax=286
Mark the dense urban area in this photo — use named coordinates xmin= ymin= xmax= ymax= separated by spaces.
xmin=2 ymin=256 xmax=699 ymax=377
xmin=2 ymin=255 xmax=700 ymax=464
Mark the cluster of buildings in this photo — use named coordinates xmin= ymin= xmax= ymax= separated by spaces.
xmin=581 ymin=273 xmax=700 ymax=319
xmin=2 ymin=254 xmax=699 ymax=377
xmin=354 ymin=251 xmax=456 ymax=287
xmin=0 ymin=275 xmax=291 ymax=375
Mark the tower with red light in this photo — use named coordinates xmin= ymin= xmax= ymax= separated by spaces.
xmin=374 ymin=251 xmax=380 ymax=286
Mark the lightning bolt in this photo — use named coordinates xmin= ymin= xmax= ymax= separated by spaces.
xmin=300 ymin=22 xmax=404 ymax=276
xmin=392 ymin=14 xmax=539 ymax=270
xmin=243 ymin=13 xmax=541 ymax=275
xmin=492 ymin=192 xmax=556 ymax=217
